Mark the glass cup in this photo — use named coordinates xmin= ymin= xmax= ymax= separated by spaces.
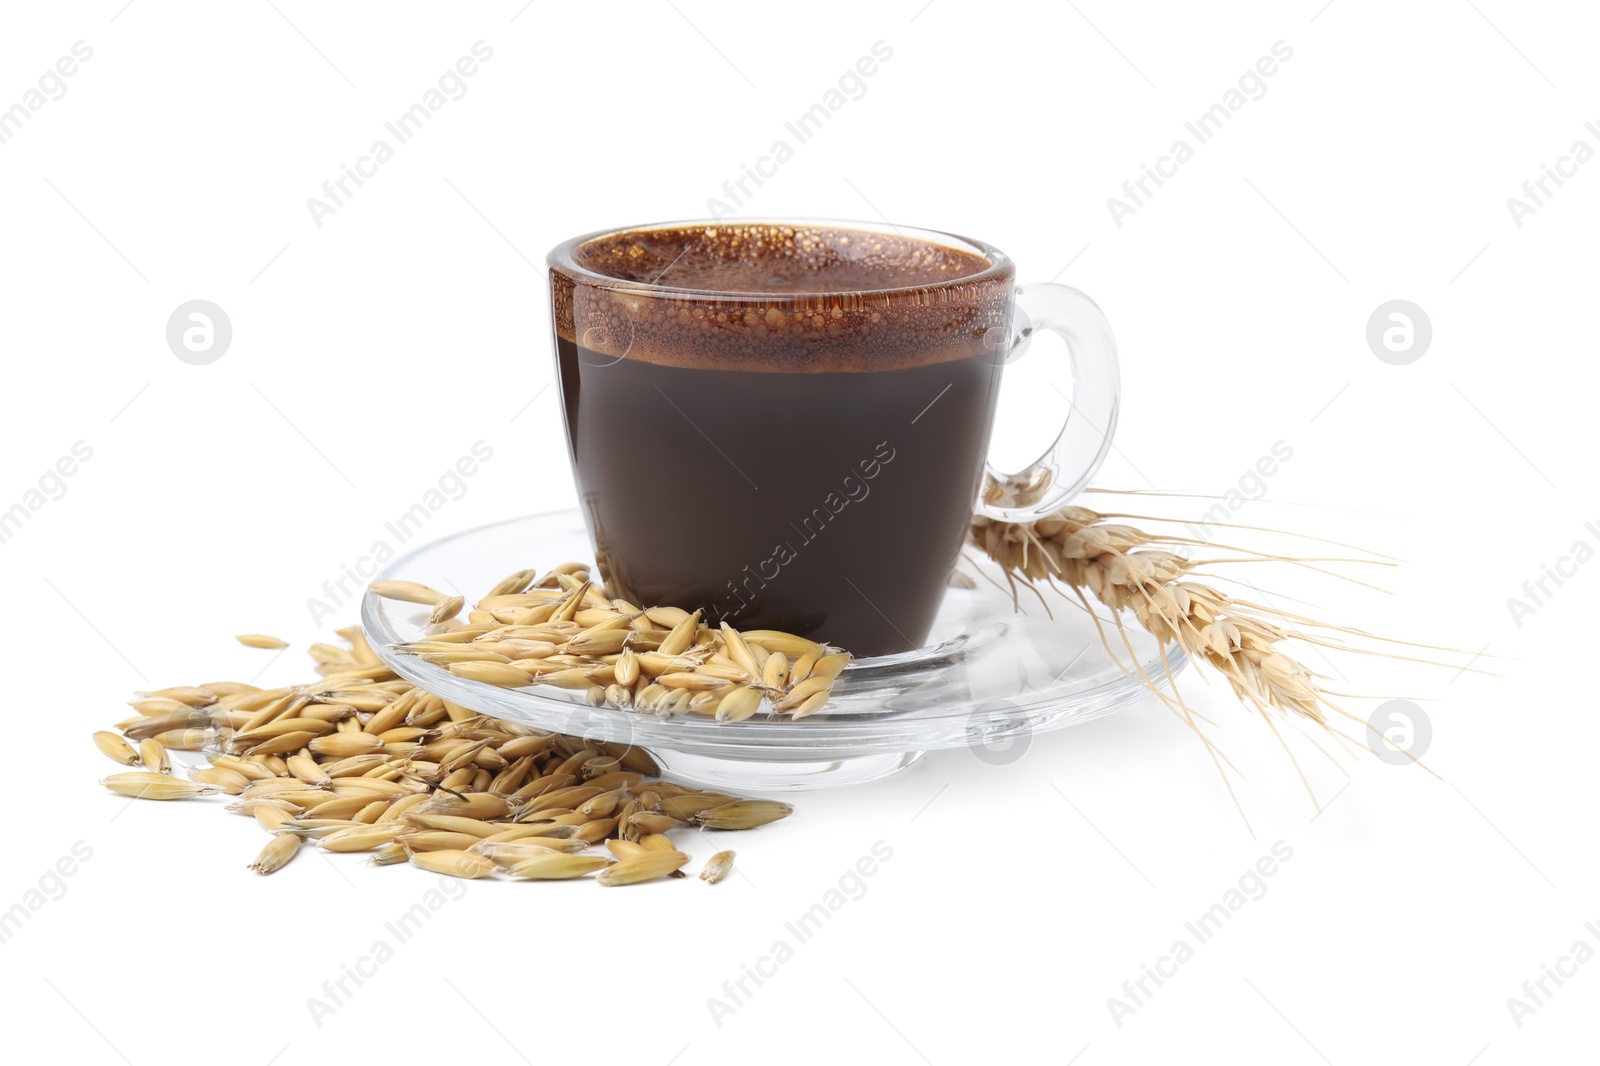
xmin=547 ymin=219 xmax=1119 ymax=656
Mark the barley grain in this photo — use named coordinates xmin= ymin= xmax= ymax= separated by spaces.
xmin=135 ymin=737 xmax=169 ymax=773
xmin=606 ymin=840 xmax=648 ymax=860
xmin=189 ymin=766 xmax=250 ymax=794
xmin=318 ymin=825 xmax=406 ymax=852
xmin=658 ymin=671 xmax=729 ymax=691
xmin=236 ymin=634 xmax=289 ymax=649
xmin=719 ymin=624 xmax=762 ymax=678
xmin=309 ymin=732 xmax=384 ymax=758
xmin=792 ymin=691 xmax=831 ymax=720
xmin=371 ymin=841 xmax=409 ymax=865
xmin=762 ymin=652 xmax=789 ymax=691
xmin=93 ymin=731 xmax=140 ymax=766
xmin=430 ymin=595 xmax=466 ymax=625
xmin=657 ymin=794 xmax=736 ymax=821
xmin=150 ymin=728 xmax=212 ymax=752
xmin=249 ymin=834 xmax=300 ymax=875
xmin=811 ymin=653 xmax=851 ymax=680
xmin=715 ymin=685 xmax=762 ymax=723
xmin=428 ymin=792 xmax=509 ymax=820
xmin=740 ymin=631 xmax=823 ymax=658
xmin=700 ymin=851 xmax=735 ymax=883
xmin=401 ymin=830 xmax=485 ymax=852
xmin=369 ymin=580 xmax=450 ymax=606
xmin=408 ymin=850 xmax=497 ymax=879
xmin=449 ymin=661 xmax=534 ymax=688
xmin=505 ymin=853 xmax=614 ymax=880
xmin=255 ymin=804 xmax=297 ymax=832
xmin=147 ymin=685 xmax=217 ymax=706
xmin=102 ymin=772 xmax=217 ymax=801
xmin=574 ymin=818 xmax=619 ymax=844
xmin=128 ymin=697 xmax=196 ymax=716
xmin=774 ymin=676 xmax=833 ymax=713
xmin=693 ymin=800 xmax=792 ymax=830
xmin=596 ymin=849 xmax=690 ymax=886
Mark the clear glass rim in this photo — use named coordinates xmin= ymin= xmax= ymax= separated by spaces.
xmin=359 ymin=508 xmax=1188 ymax=759
xmin=545 ymin=217 xmax=1013 ymax=301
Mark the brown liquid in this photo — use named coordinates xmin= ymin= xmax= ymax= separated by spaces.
xmin=550 ymin=223 xmax=1013 ymax=656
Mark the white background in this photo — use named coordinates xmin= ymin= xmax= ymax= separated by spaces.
xmin=2 ymin=1 xmax=1595 ymax=1063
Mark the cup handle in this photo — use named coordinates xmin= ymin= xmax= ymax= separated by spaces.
xmin=976 ymin=282 xmax=1122 ymax=522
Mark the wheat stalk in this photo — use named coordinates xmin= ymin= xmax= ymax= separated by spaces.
xmin=968 ymin=501 xmax=1469 ymax=825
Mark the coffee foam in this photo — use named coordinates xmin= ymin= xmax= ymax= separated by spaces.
xmin=549 ymin=223 xmax=1014 ymax=373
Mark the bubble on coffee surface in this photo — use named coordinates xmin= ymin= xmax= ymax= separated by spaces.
xmin=551 ymin=223 xmax=1014 ymax=373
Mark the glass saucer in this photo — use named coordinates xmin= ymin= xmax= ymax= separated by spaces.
xmin=360 ymin=510 xmax=1185 ymax=791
